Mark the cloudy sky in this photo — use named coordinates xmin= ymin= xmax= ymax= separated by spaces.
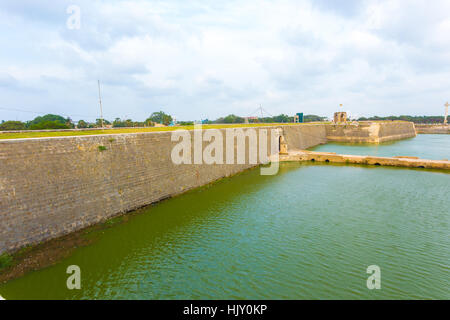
xmin=1 ymin=0 xmax=450 ymax=122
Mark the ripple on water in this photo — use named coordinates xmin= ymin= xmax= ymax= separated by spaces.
xmin=0 ymin=148 xmax=449 ymax=299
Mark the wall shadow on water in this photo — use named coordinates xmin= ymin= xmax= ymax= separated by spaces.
xmin=0 ymin=164 xmax=298 ymax=299
xmin=298 ymin=160 xmax=450 ymax=175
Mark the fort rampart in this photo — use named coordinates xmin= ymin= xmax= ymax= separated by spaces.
xmin=415 ymin=124 xmax=450 ymax=134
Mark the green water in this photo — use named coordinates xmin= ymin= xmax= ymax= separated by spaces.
xmin=310 ymin=134 xmax=450 ymax=160
xmin=0 ymin=138 xmax=449 ymax=299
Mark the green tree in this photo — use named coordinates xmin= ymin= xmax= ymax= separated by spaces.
xmin=27 ymin=114 xmax=67 ymax=128
xmin=112 ymin=118 xmax=126 ymax=127
xmin=304 ymin=115 xmax=326 ymax=122
xmin=273 ymin=114 xmax=290 ymax=123
xmin=77 ymin=120 xmax=88 ymax=128
xmin=178 ymin=121 xmax=193 ymax=126
xmin=146 ymin=111 xmax=173 ymax=126
xmin=134 ymin=121 xmax=145 ymax=127
xmin=66 ymin=117 xmax=75 ymax=129
xmin=124 ymin=119 xmax=134 ymax=127
xmin=0 ymin=120 xmax=26 ymax=130
xmin=215 ymin=114 xmax=245 ymax=124
xmin=29 ymin=121 xmax=70 ymax=130
xmin=357 ymin=115 xmax=445 ymax=124
xmin=95 ymin=118 xmax=111 ymax=127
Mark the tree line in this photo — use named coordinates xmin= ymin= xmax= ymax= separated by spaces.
xmin=0 ymin=112 xmax=326 ymax=130
xmin=1 ymin=112 xmax=446 ymax=131
xmin=0 ymin=111 xmax=175 ymax=130
xmin=357 ymin=115 xmax=446 ymax=124
xmin=202 ymin=114 xmax=326 ymax=124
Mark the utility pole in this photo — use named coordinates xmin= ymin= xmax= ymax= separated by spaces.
xmin=445 ymin=102 xmax=449 ymax=125
xmin=98 ymin=80 xmax=104 ymax=128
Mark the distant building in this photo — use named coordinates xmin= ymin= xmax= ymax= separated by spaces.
xmin=294 ymin=113 xmax=304 ymax=123
xmin=334 ymin=112 xmax=347 ymax=123
xmin=244 ymin=116 xmax=258 ymax=123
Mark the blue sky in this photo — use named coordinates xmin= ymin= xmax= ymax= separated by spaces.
xmin=1 ymin=0 xmax=450 ymax=122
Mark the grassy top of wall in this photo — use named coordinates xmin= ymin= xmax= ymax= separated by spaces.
xmin=0 ymin=122 xmax=330 ymax=140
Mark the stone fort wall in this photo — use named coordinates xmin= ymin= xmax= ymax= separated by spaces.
xmin=415 ymin=124 xmax=450 ymax=134
xmin=326 ymin=121 xmax=416 ymax=143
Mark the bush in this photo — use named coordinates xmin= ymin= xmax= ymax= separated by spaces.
xmin=0 ymin=120 xmax=26 ymax=130
xmin=27 ymin=114 xmax=66 ymax=125
xmin=77 ymin=120 xmax=88 ymax=128
xmin=214 ymin=114 xmax=245 ymax=124
xmin=26 ymin=114 xmax=73 ymax=129
xmin=178 ymin=121 xmax=194 ymax=126
xmin=112 ymin=118 xmax=126 ymax=127
xmin=146 ymin=111 xmax=173 ymax=126
xmin=29 ymin=121 xmax=70 ymax=130
xmin=0 ymin=253 xmax=13 ymax=269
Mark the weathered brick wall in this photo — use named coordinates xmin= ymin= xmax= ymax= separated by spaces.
xmin=0 ymin=125 xmax=327 ymax=254
xmin=325 ymin=122 xmax=416 ymax=143
xmin=282 ymin=124 xmax=328 ymax=150
xmin=415 ymin=124 xmax=450 ymax=134
xmin=378 ymin=122 xmax=416 ymax=142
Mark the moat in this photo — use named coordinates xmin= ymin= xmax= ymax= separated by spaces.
xmin=0 ymin=134 xmax=449 ymax=299
xmin=311 ymin=134 xmax=450 ymax=160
